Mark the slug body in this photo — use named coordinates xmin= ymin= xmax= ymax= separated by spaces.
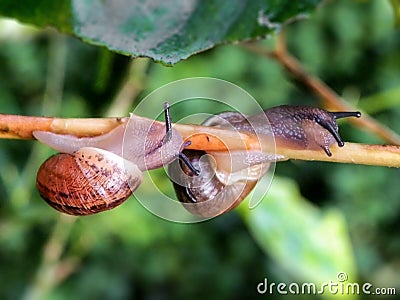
xmin=259 ymin=105 xmax=361 ymax=156
xmin=35 ymin=104 xmax=189 ymax=216
xmin=171 ymin=105 xmax=360 ymax=217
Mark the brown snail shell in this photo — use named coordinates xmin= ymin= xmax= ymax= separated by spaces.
xmin=36 ymin=147 xmax=141 ymax=215
xmin=169 ymin=110 xmax=273 ymax=218
xmin=169 ymin=149 xmax=269 ymax=218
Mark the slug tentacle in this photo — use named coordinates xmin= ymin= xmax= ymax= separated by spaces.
xmin=316 ymin=111 xmax=361 ymax=149
xmin=314 ymin=116 xmax=345 ymax=148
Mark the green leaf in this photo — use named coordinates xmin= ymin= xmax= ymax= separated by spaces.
xmin=0 ymin=0 xmax=322 ymax=65
xmin=0 ymin=0 xmax=72 ymax=33
xmin=240 ymin=176 xmax=358 ymax=299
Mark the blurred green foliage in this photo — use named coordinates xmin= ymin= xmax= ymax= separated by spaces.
xmin=0 ymin=1 xmax=399 ymax=299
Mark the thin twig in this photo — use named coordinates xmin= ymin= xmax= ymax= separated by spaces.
xmin=242 ymin=38 xmax=400 ymax=145
xmin=0 ymin=114 xmax=127 ymax=139
xmin=22 ymin=215 xmax=78 ymax=300
xmin=105 ymin=58 xmax=149 ymax=117
xmin=0 ymin=113 xmax=399 ymax=168
xmin=273 ymin=142 xmax=400 ymax=168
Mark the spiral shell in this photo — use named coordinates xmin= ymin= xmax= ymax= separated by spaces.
xmin=36 ymin=147 xmax=142 ymax=215
xmin=169 ymin=150 xmax=268 ymax=218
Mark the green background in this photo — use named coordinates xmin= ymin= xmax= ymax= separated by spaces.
xmin=0 ymin=1 xmax=399 ymax=299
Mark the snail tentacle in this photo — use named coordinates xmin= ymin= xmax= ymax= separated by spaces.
xmin=331 ymin=111 xmax=361 ymax=120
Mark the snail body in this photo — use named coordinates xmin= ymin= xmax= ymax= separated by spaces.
xmin=171 ymin=105 xmax=361 ymax=217
xmin=33 ymin=116 xmax=183 ymax=170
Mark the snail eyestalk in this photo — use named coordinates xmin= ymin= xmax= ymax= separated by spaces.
xmin=315 ymin=117 xmax=345 ymax=149
xmin=319 ymin=111 xmax=361 ymax=149
xmin=178 ymin=152 xmax=201 ymax=176
xmin=163 ymin=101 xmax=201 ymax=176
xmin=331 ymin=111 xmax=361 ymax=120
xmin=164 ymin=101 xmax=172 ymax=134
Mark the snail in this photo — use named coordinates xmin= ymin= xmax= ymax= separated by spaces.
xmin=34 ymin=103 xmax=199 ymax=215
xmin=35 ymin=103 xmax=360 ymax=217
xmin=170 ymin=105 xmax=361 ymax=217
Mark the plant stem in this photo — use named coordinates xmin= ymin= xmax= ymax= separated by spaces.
xmin=0 ymin=113 xmax=399 ymax=168
xmin=23 ymin=215 xmax=78 ymax=300
xmin=242 ymin=38 xmax=400 ymax=145
xmin=0 ymin=114 xmax=127 ymax=139
xmin=273 ymin=142 xmax=400 ymax=168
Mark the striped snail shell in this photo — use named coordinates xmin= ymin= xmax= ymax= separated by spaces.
xmin=36 ymin=147 xmax=141 ymax=215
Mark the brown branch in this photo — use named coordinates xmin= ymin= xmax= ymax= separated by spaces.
xmin=242 ymin=38 xmax=400 ymax=145
xmin=0 ymin=113 xmax=259 ymax=151
xmin=0 ymin=114 xmax=127 ymax=139
xmin=274 ymin=142 xmax=400 ymax=168
xmin=0 ymin=113 xmax=399 ymax=168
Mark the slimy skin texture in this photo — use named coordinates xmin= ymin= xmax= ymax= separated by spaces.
xmin=260 ymin=105 xmax=360 ymax=156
